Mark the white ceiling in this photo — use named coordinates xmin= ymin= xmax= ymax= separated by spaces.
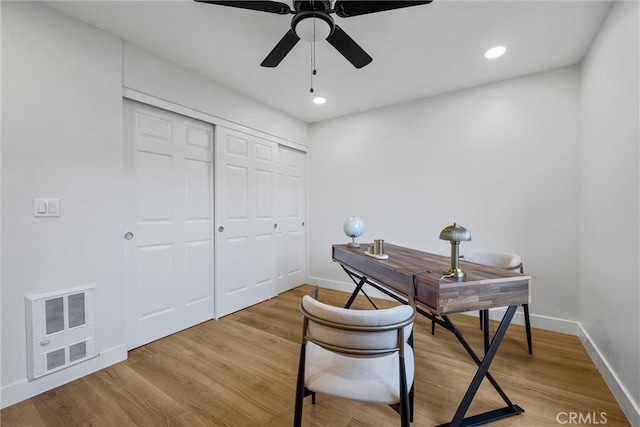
xmin=45 ymin=0 xmax=613 ymax=123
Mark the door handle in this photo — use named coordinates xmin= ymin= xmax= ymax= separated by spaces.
xmin=124 ymin=232 xmax=134 ymax=240
xmin=273 ymin=224 xmax=278 ymax=229
xmin=218 ymin=226 xmax=224 ymax=232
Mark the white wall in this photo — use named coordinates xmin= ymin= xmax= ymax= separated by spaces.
xmin=309 ymin=66 xmax=581 ymax=332
xmin=1 ymin=1 xmax=309 ymax=408
xmin=122 ymin=42 xmax=310 ymax=147
xmin=1 ymin=1 xmax=126 ymax=407
xmin=579 ymin=1 xmax=639 ymax=424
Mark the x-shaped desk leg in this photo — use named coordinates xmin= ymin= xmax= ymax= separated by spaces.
xmin=437 ymin=305 xmax=524 ymax=427
xmin=336 ymin=261 xmax=524 ymax=426
xmin=341 ymin=265 xmax=379 ymax=309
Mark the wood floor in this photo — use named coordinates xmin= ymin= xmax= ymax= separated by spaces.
xmin=1 ymin=285 xmax=630 ymax=426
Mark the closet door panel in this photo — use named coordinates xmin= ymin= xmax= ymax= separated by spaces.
xmin=124 ymin=101 xmax=214 ymax=349
xmin=277 ymin=145 xmax=307 ymax=293
xmin=215 ymin=127 xmax=279 ymax=317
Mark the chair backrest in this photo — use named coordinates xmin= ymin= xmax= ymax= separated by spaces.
xmin=464 ymin=250 xmax=523 ymax=272
xmin=301 ymin=294 xmax=415 ymax=355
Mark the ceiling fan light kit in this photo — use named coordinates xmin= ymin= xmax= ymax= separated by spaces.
xmin=196 ymin=0 xmax=433 ymax=69
xmin=292 ymin=9 xmax=334 ymax=42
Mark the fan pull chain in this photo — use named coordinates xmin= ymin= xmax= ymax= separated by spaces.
xmin=310 ymin=15 xmax=317 ymax=94
xmin=310 ymin=44 xmax=317 ymax=93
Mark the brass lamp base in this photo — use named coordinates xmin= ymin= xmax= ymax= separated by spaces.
xmin=443 ymin=266 xmax=466 ymax=278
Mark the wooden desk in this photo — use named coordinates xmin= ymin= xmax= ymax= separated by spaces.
xmin=332 ymin=243 xmax=529 ymax=315
xmin=332 ymin=243 xmax=531 ymax=427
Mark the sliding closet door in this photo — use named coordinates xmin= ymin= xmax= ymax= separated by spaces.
xmin=123 ymin=100 xmax=214 ymax=349
xmin=276 ymin=145 xmax=306 ymax=293
xmin=215 ymin=127 xmax=279 ymax=317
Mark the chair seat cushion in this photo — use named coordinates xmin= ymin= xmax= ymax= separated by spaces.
xmin=304 ymin=341 xmax=414 ymax=404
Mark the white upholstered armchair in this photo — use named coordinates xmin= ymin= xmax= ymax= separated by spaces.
xmin=293 ymin=287 xmax=416 ymax=427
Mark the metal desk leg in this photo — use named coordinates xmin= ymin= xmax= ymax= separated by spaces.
xmin=438 ymin=305 xmax=524 ymax=427
xmin=482 ymin=309 xmax=490 ymax=355
xmin=523 ymin=304 xmax=533 ymax=355
xmin=341 ymin=265 xmax=379 ymax=309
xmin=344 ymin=275 xmax=367 ymax=309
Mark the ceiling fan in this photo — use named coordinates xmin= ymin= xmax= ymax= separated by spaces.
xmin=195 ymin=1 xmax=433 ymax=69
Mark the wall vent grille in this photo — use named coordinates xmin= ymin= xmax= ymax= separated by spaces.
xmin=25 ymin=284 xmax=97 ymax=380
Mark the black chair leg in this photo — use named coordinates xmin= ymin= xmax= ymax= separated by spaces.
xmin=523 ymin=304 xmax=533 ymax=355
xmin=407 ymin=332 xmax=415 ymax=423
xmin=399 ymin=361 xmax=410 ymax=427
xmin=400 ymin=399 xmax=410 ymax=426
xmin=482 ymin=309 xmax=490 ymax=354
xmin=409 ymin=383 xmax=415 ymax=423
xmin=293 ymin=344 xmax=307 ymax=427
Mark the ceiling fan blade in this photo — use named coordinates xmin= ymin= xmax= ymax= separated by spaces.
xmin=261 ymin=30 xmax=300 ymax=67
xmin=326 ymin=25 xmax=372 ymax=69
xmin=333 ymin=1 xmax=432 ymax=18
xmin=194 ymin=1 xmax=291 ymax=15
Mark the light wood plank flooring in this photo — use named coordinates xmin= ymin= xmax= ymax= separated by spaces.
xmin=1 ymin=285 xmax=630 ymax=426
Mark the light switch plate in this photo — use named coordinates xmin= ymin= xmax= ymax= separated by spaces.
xmin=33 ymin=198 xmax=60 ymax=217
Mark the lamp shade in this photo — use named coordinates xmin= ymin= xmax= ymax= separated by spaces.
xmin=294 ymin=16 xmax=332 ymax=42
xmin=292 ymin=11 xmax=334 ymax=43
xmin=439 ymin=223 xmax=472 ymax=242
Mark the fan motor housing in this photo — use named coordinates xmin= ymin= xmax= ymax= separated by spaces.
xmin=292 ymin=10 xmax=335 ymax=42
xmin=294 ymin=1 xmax=331 ymax=12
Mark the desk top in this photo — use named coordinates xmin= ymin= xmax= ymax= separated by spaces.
xmin=332 ymin=243 xmax=530 ymax=315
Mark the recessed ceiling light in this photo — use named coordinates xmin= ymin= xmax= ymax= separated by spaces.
xmin=313 ymin=97 xmax=326 ymax=105
xmin=484 ymin=46 xmax=506 ymax=59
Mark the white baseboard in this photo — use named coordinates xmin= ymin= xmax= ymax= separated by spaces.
xmin=578 ymin=325 xmax=640 ymax=427
xmin=0 ymin=344 xmax=127 ymax=410
xmin=484 ymin=307 xmax=580 ymax=335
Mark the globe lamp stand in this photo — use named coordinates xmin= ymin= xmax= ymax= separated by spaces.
xmin=343 ymin=216 xmax=364 ymax=249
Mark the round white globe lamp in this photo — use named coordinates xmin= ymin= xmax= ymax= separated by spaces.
xmin=343 ymin=216 xmax=364 ymax=248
